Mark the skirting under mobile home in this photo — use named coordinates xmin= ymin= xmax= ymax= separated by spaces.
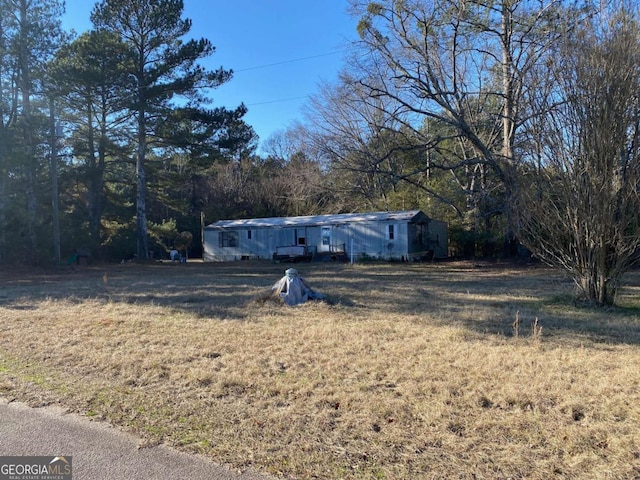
xmin=202 ymin=210 xmax=447 ymax=262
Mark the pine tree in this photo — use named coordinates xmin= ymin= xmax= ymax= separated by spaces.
xmin=91 ymin=0 xmax=232 ymax=261
xmin=0 ymin=0 xmax=65 ymax=264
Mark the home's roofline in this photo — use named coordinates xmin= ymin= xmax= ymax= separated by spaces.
xmin=204 ymin=210 xmax=426 ymax=229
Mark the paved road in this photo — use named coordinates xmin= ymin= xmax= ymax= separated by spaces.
xmin=0 ymin=398 xmax=277 ymax=480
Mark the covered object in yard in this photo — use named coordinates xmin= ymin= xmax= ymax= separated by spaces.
xmin=272 ymin=268 xmax=326 ymax=306
xmin=202 ymin=210 xmax=447 ymax=262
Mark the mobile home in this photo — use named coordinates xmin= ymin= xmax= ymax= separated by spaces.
xmin=202 ymin=210 xmax=447 ymax=262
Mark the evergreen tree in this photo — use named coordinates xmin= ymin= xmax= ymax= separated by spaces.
xmin=91 ymin=0 xmax=233 ymax=261
xmin=50 ymin=30 xmax=133 ymax=257
xmin=0 ymin=0 xmax=66 ymax=264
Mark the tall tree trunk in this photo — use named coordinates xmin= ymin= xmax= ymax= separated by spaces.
xmin=136 ymin=99 xmax=149 ymax=261
xmin=0 ymin=169 xmax=5 ymax=263
xmin=501 ymin=0 xmax=518 ymax=256
xmin=19 ymin=0 xmax=37 ymax=264
xmin=49 ymin=97 xmax=60 ymax=264
xmin=86 ymin=99 xmax=106 ymax=255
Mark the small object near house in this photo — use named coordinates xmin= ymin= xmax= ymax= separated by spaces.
xmin=174 ymin=231 xmax=193 ymax=262
xmin=273 ymin=245 xmax=313 ymax=263
xmin=67 ymin=247 xmax=92 ymax=266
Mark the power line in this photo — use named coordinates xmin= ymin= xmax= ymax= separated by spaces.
xmin=231 ymin=49 xmax=347 ymax=108
xmin=235 ymin=50 xmax=345 ymax=73
xmin=246 ymin=95 xmax=310 ymax=107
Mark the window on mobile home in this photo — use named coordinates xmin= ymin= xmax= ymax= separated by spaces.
xmin=219 ymin=231 xmax=238 ymax=247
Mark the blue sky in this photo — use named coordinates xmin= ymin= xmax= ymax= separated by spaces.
xmin=61 ymin=0 xmax=359 ymax=151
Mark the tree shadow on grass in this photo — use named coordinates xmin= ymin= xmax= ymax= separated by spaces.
xmin=0 ymin=263 xmax=278 ymax=321
xmin=338 ymin=262 xmax=640 ymax=348
xmin=430 ymin=289 xmax=640 ymax=347
xmin=3 ymin=261 xmax=640 ymax=345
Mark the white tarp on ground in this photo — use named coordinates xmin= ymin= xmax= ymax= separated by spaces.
xmin=271 ymin=268 xmax=326 ymax=306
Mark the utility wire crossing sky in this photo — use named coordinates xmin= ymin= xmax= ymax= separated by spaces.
xmin=61 ymin=0 xmax=358 ymax=151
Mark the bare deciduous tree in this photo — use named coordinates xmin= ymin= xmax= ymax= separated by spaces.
xmin=515 ymin=6 xmax=640 ymax=305
xmin=263 ymin=126 xmax=337 ymax=216
xmin=306 ymin=0 xmax=585 ymax=253
xmin=307 ymin=77 xmax=421 ymax=211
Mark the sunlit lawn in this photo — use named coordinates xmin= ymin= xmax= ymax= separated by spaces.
xmin=1 ymin=260 xmax=639 ymax=479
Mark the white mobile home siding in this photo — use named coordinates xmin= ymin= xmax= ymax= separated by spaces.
xmin=202 ymin=210 xmax=447 ymax=262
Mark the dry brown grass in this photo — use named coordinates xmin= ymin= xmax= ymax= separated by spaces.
xmin=1 ymin=260 xmax=640 ymax=479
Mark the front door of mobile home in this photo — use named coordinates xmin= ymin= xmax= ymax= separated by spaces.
xmin=320 ymin=226 xmax=332 ymax=252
